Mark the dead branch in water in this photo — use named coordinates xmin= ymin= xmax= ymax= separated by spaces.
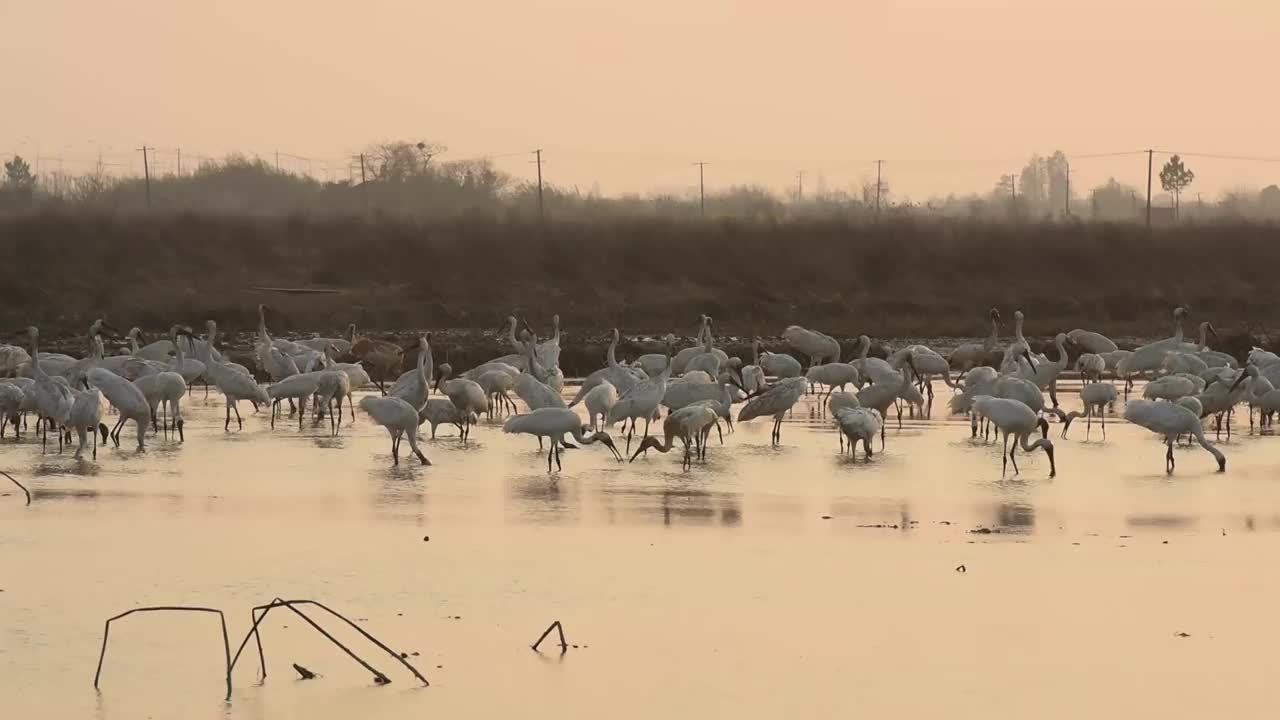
xmin=94 ymin=606 xmax=232 ymax=700
xmin=229 ymin=598 xmax=428 ymax=688
xmin=531 ymin=620 xmax=569 ymax=653
xmin=1 ymin=471 xmax=30 ymax=506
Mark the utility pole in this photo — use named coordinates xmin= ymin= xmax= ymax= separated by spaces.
xmin=693 ymin=161 xmax=707 ymax=217
xmin=138 ymin=145 xmax=153 ymax=209
xmin=359 ymin=153 xmax=367 ymax=184
xmin=874 ymin=160 xmax=884 ymax=217
xmin=176 ymin=147 xmax=182 ymax=177
xmin=796 ymin=171 xmax=804 ymax=203
xmin=1152 ymin=149 xmax=1162 ymax=228
xmin=533 ymin=149 xmax=545 ymax=223
xmin=1064 ymin=160 xmax=1071 ymax=216
xmin=275 ymin=150 xmax=280 ymax=172
xmin=358 ymin=153 xmax=369 ymax=211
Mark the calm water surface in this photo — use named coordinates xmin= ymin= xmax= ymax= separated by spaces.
xmin=3 ymin=381 xmax=1279 ymax=718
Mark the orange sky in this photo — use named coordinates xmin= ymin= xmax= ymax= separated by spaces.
xmin=3 ymin=0 xmax=1276 ymax=200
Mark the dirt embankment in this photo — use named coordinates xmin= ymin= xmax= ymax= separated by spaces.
xmin=3 ymin=210 xmax=1278 ymax=377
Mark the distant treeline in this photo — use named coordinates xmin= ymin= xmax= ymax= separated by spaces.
xmin=5 ymin=142 xmax=1280 ymax=223
xmin=2 ymin=211 xmax=1278 ymax=346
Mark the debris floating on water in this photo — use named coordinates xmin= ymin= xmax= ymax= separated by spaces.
xmin=293 ymin=663 xmax=317 ymax=680
xmin=955 ymin=565 xmax=967 ymax=573
xmin=532 ymin=620 xmax=569 ymax=653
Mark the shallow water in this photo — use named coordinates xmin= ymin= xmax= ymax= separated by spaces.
xmin=3 ymin=380 xmax=1280 ymax=718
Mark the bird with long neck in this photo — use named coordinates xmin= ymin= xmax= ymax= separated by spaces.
xmin=630 ymin=405 xmax=718 ymax=469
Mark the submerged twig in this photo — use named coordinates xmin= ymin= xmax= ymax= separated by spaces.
xmin=229 ymin=598 xmax=428 ymax=688
xmin=531 ymin=620 xmax=568 ymax=653
xmin=94 ymin=606 xmax=232 ymax=700
xmin=1 ymin=471 xmax=30 ymax=506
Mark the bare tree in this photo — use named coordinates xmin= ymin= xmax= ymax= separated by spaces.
xmin=1159 ymin=154 xmax=1195 ymax=220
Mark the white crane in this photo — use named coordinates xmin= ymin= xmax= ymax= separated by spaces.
xmin=1123 ymin=399 xmax=1225 ymax=473
xmin=198 ymin=320 xmax=271 ymax=431
xmin=503 ymin=407 xmax=622 ymax=472
xmin=805 ymin=362 xmax=861 ymax=405
xmin=856 ymin=359 xmax=920 ymax=446
xmin=1116 ymin=307 xmax=1190 ymax=378
xmin=1059 ymin=382 xmax=1118 ymax=440
xmin=949 ymin=308 xmax=1003 ymax=369
xmin=514 ymin=332 xmax=567 ymax=415
xmin=389 ymin=335 xmax=433 ymax=409
xmin=0 ymin=382 xmax=25 ymax=437
xmin=296 ymin=323 xmax=357 ymax=355
xmin=852 ymin=335 xmax=899 ymax=385
xmin=569 ymin=329 xmax=642 ymax=406
xmin=783 ymin=325 xmax=841 ymax=368
xmin=267 ymin=372 xmax=324 ymax=429
xmin=435 ymin=363 xmax=487 ymax=441
xmin=0 ymin=343 xmax=31 ymax=377
xmin=737 ymin=376 xmax=807 ymax=445
xmin=88 ymin=365 xmax=151 ymax=450
xmin=419 ymin=398 xmax=473 ymax=439
xmin=125 ymin=327 xmax=175 ymax=363
xmin=998 ymin=309 xmax=1031 ymax=372
xmin=759 ymin=346 xmax=802 ymax=380
xmin=66 ymin=381 xmax=109 ymax=459
xmin=971 ymin=396 xmax=1056 ymax=477
xmin=1066 ymin=328 xmax=1118 ymax=354
xmin=608 ymin=340 xmax=673 ymax=451
xmin=582 ymin=380 xmax=618 ymax=431
xmin=741 ymin=339 xmax=767 ymax=394
xmin=360 ymin=395 xmax=430 ymax=465
xmin=629 ymin=404 xmax=719 ymax=469
xmin=1075 ymin=353 xmax=1105 ymax=384
xmin=685 ymin=318 xmax=723 ymax=377
xmin=1143 ymin=375 xmax=1199 ymax=402
xmin=25 ymin=327 xmax=73 ymax=453
xmin=477 ymin=369 xmax=518 ymax=418
xmin=663 ymin=371 xmax=738 ymax=441
xmin=1177 ymin=322 xmax=1236 ymax=368
xmin=834 ymin=407 xmax=882 ymax=460
xmin=1016 ymin=333 xmax=1070 ymax=406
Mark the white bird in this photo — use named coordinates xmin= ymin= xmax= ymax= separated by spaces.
xmin=949 ymin=308 xmax=1003 ymax=370
xmin=1123 ymin=399 xmax=1226 ymax=473
xmin=25 ymin=327 xmax=73 ymax=453
xmin=737 ymin=376 xmax=807 ymax=445
xmin=783 ymin=325 xmax=842 ymax=368
xmin=1066 ymin=328 xmax=1118 ymax=354
xmin=477 ymin=369 xmax=518 ymax=418
xmin=198 ymin=320 xmax=271 ymax=431
xmin=1143 ymin=375 xmax=1198 ymax=402
xmin=971 ymin=396 xmax=1056 ymax=477
xmin=125 ymin=327 xmax=175 ymax=363
xmin=998 ymin=309 xmax=1031 ymax=372
xmin=1177 ymin=322 xmax=1236 ymax=368
xmin=1075 ymin=353 xmax=1105 ymax=383
xmin=834 ymin=407 xmax=883 ymax=459
xmin=741 ymin=339 xmax=767 ymax=394
xmin=0 ymin=381 xmax=25 ymax=437
xmin=856 ymin=358 xmax=921 ymax=445
xmin=1162 ymin=351 xmax=1208 ymax=376
xmin=514 ymin=333 xmax=567 ymax=413
xmin=88 ymin=366 xmax=151 ymax=450
xmin=418 ymin=398 xmax=474 ymax=439
xmin=685 ymin=319 xmax=724 ymax=377
xmin=759 ymin=346 xmax=803 ymax=380
xmin=1248 ymin=347 xmax=1280 ymax=368
xmin=805 ymin=362 xmax=861 ymax=404
xmin=267 ymin=372 xmax=324 ymax=429
xmin=852 ymin=335 xmax=899 ymax=385
xmin=608 ymin=340 xmax=674 ymax=451
xmin=296 ymin=323 xmax=357 ymax=355
xmin=1016 ymin=333 xmax=1070 ymax=406
xmin=360 ymin=395 xmax=430 ymax=465
xmin=503 ymin=407 xmax=622 ymax=472
xmin=569 ymin=329 xmax=642 ymax=406
xmin=629 ymin=404 xmax=719 ymax=469
xmin=0 ymin=343 xmax=31 ymax=377
xmin=582 ymin=380 xmax=618 ymax=431
xmin=66 ymin=382 xmax=109 ymax=459
xmin=388 ymin=335 xmax=433 ymax=409
xmin=1116 ymin=307 xmax=1191 ymax=378
xmin=435 ymin=363 xmax=487 ymax=441
xmin=1059 ymin=382 xmax=1118 ymax=440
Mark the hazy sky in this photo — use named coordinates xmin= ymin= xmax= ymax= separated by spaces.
xmin=4 ymin=0 xmax=1276 ymax=200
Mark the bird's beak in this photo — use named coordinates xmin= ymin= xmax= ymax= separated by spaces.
xmin=598 ymin=432 xmax=622 ymax=461
xmin=1209 ymin=324 xmax=1220 ymax=341
xmin=1046 ymin=445 xmax=1056 ymax=479
xmin=1022 ymin=349 xmax=1038 ymax=371
xmin=1229 ymin=370 xmax=1248 ymax=393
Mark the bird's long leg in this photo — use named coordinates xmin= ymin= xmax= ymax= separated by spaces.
xmin=41 ymin=415 xmax=47 ymax=453
xmin=1086 ymin=408 xmax=1093 ymax=440
xmin=1010 ymin=440 xmax=1020 ymax=475
xmin=625 ymin=420 xmax=634 ymax=453
xmin=1166 ymin=440 xmax=1175 ymax=473
xmin=234 ymin=402 xmax=243 ymax=430
xmin=405 ymin=428 xmax=429 ymax=465
xmin=1001 ymin=432 xmax=1010 ymax=474
xmin=715 ymin=420 xmax=723 ymax=445
xmin=225 ymin=399 xmax=232 ymax=432
xmin=839 ymin=428 xmax=845 ymax=453
xmin=1100 ymin=408 xmax=1107 ymax=440
xmin=547 ymin=440 xmax=555 ymax=473
xmin=554 ymin=442 xmax=563 ymax=471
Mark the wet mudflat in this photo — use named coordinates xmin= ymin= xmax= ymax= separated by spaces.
xmin=3 ymin=381 xmax=1280 ymax=718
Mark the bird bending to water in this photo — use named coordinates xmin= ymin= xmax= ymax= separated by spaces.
xmin=503 ymin=407 xmax=622 ymax=472
xmin=1123 ymin=398 xmax=1225 ymax=474
xmin=971 ymin=396 xmax=1056 ymax=477
xmin=630 ymin=404 xmax=719 ymax=469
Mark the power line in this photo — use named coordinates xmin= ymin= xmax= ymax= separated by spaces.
xmin=1156 ymin=150 xmax=1280 ymax=163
